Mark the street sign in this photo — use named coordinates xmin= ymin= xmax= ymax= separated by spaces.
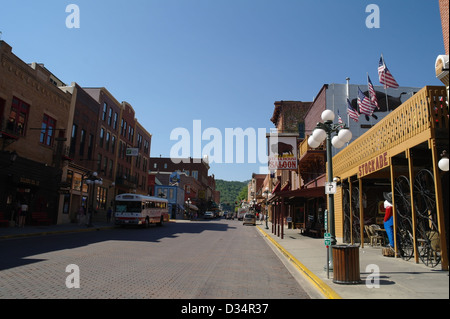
xmin=324 ymin=233 xmax=331 ymax=246
xmin=325 ymin=182 xmax=337 ymax=194
xmin=126 ymin=148 xmax=139 ymax=156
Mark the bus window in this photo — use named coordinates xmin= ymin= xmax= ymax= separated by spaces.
xmin=115 ymin=201 xmax=141 ymax=213
xmin=115 ymin=204 xmax=127 ymax=213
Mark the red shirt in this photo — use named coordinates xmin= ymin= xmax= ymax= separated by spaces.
xmin=384 ymin=205 xmax=393 ymax=222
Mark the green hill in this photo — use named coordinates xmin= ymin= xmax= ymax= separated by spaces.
xmin=215 ymin=179 xmax=248 ymax=211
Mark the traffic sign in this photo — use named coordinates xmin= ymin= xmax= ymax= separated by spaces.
xmin=325 ymin=182 xmax=337 ymax=194
xmin=324 ymin=232 xmax=331 ymax=246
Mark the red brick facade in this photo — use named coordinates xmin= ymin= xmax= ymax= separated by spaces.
xmin=439 ymin=0 xmax=449 ymax=55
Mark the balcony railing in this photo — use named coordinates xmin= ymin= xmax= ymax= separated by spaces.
xmin=333 ymin=86 xmax=448 ymax=178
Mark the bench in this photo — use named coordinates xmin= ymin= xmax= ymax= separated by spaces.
xmin=0 ymin=212 xmax=9 ymax=228
xmin=31 ymin=212 xmax=52 ymax=225
xmin=308 ymin=227 xmax=325 ymax=238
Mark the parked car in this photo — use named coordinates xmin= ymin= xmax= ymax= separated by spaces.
xmin=243 ymin=213 xmax=256 ymax=226
xmin=204 ymin=211 xmax=215 ymax=219
xmin=237 ymin=208 xmax=247 ymax=220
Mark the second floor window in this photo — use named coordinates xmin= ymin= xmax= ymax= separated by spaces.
xmin=99 ymin=128 xmax=105 ymax=147
xmin=8 ymin=97 xmax=30 ymax=136
xmin=79 ymin=129 xmax=86 ymax=155
xmin=40 ymin=114 xmax=56 ymax=146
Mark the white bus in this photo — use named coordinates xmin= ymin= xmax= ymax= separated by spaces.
xmin=114 ymin=194 xmax=169 ymax=227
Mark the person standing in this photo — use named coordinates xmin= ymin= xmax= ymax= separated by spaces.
xmin=78 ymin=206 xmax=86 ymax=225
xmin=107 ymin=207 xmax=112 ymax=223
xmin=19 ymin=202 xmax=28 ymax=228
xmin=383 ymin=192 xmax=394 ymax=249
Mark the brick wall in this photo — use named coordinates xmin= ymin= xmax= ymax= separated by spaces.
xmin=304 ymin=85 xmax=327 ymax=136
xmin=0 ymin=41 xmax=73 ymax=166
xmin=439 ymin=0 xmax=449 ymax=55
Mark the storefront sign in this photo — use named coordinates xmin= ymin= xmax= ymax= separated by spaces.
xmin=358 ymin=151 xmax=389 ymax=177
xmin=268 ymin=135 xmax=298 ymax=170
xmin=126 ymin=148 xmax=139 ymax=156
xmin=19 ymin=177 xmax=40 ymax=186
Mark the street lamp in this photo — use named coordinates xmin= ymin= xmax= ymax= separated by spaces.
xmin=263 ymin=187 xmax=270 ymax=229
xmin=84 ymin=172 xmax=103 ymax=226
xmin=438 ymin=150 xmax=449 ymax=171
xmin=308 ymin=110 xmax=353 ymax=268
xmin=186 ymin=198 xmax=191 ymax=220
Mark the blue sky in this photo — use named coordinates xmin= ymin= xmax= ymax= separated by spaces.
xmin=0 ymin=0 xmax=445 ymax=181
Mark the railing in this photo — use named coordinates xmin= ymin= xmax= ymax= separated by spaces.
xmin=333 ymin=86 xmax=448 ymax=178
xmin=298 ymin=135 xmax=325 ymax=158
xmin=0 ymin=119 xmax=22 ymax=138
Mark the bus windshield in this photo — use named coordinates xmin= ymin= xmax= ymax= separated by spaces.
xmin=115 ymin=201 xmax=142 ymax=213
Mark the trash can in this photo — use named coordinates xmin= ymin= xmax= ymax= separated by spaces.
xmin=332 ymin=245 xmax=361 ymax=284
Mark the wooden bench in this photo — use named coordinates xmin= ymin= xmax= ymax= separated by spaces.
xmin=0 ymin=212 xmax=9 ymax=228
xmin=31 ymin=212 xmax=52 ymax=225
xmin=308 ymin=227 xmax=325 ymax=238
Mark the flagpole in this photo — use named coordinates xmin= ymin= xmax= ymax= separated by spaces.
xmin=367 ymin=72 xmax=373 ymax=127
xmin=381 ymin=54 xmax=390 ymax=111
xmin=384 ymin=83 xmax=389 ymax=112
xmin=346 ymin=77 xmax=350 ymax=125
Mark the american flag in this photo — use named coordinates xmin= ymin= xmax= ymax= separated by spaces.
xmin=358 ymin=87 xmax=375 ymax=116
xmin=378 ymin=54 xmax=399 ymax=89
xmin=367 ymin=75 xmax=379 ymax=109
xmin=337 ymin=111 xmax=344 ymax=128
xmin=347 ymin=98 xmax=359 ymax=122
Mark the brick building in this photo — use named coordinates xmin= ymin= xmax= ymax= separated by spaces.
xmin=439 ymin=0 xmax=449 ymax=56
xmin=81 ymin=89 xmax=152 ymax=215
xmin=0 ymin=41 xmax=74 ymax=225
xmin=58 ymin=83 xmax=101 ymax=223
xmin=148 ymin=157 xmax=219 ymax=214
xmin=1 ymin=40 xmax=154 ymax=225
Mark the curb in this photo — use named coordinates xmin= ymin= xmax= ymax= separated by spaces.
xmin=1 ymin=220 xmax=179 ymax=240
xmin=256 ymin=226 xmax=342 ymax=300
xmin=0 ymin=226 xmax=115 ymax=240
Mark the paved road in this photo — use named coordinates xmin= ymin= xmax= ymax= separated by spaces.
xmin=0 ymin=219 xmax=311 ymax=299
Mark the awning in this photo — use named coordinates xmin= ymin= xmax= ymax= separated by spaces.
xmin=278 ymin=186 xmax=325 ymax=199
xmin=269 ymin=186 xmax=325 ymax=202
xmin=272 ymin=182 xmax=281 ymax=194
xmin=281 ymin=182 xmax=290 ymax=192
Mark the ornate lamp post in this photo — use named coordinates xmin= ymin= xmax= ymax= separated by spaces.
xmin=186 ymin=198 xmax=191 ymax=220
xmin=308 ymin=110 xmax=352 ymax=268
xmin=263 ymin=187 xmax=270 ymax=229
xmin=438 ymin=150 xmax=449 ymax=172
xmin=84 ymin=172 xmax=103 ymax=226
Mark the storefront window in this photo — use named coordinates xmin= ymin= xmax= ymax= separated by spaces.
xmin=72 ymin=172 xmax=88 ymax=193
xmin=96 ymin=187 xmax=107 ymax=210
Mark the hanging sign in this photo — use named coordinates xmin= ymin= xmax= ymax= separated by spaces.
xmin=268 ymin=134 xmax=298 ymax=170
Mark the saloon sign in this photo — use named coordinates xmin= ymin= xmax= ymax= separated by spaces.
xmin=268 ymin=134 xmax=298 ymax=170
xmin=358 ymin=151 xmax=389 ymax=178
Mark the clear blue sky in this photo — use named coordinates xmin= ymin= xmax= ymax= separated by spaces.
xmin=0 ymin=0 xmax=445 ymax=181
